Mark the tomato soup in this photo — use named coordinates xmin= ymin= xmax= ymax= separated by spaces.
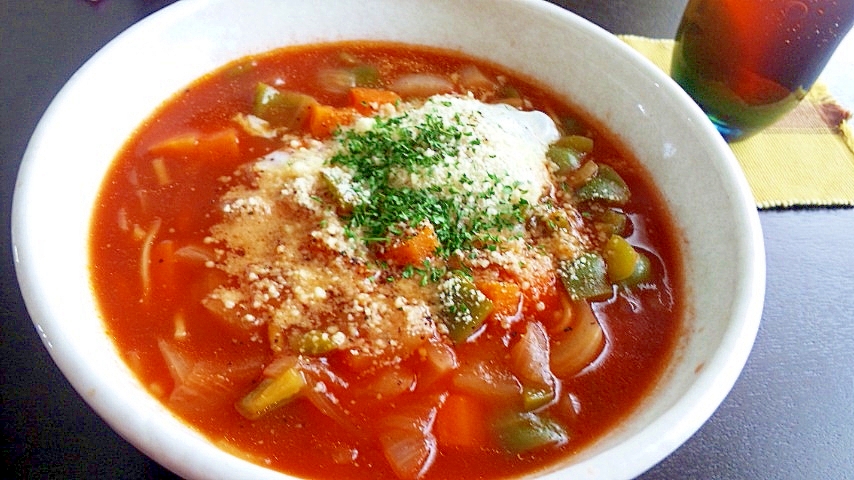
xmin=90 ymin=42 xmax=684 ymax=479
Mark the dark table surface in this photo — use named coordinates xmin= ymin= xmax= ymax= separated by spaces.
xmin=3 ymin=1 xmax=853 ymax=479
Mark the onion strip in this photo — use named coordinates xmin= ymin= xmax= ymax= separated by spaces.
xmin=549 ymin=302 xmax=606 ymax=377
xmin=139 ymin=217 xmax=162 ymax=300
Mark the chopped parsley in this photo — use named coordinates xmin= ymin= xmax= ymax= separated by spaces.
xmin=327 ymin=106 xmax=530 ymax=257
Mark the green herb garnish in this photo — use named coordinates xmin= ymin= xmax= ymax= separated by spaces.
xmin=327 ymin=107 xmax=529 ymax=257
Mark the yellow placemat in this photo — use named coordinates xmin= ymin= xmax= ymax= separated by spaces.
xmin=619 ymin=35 xmax=854 ymax=209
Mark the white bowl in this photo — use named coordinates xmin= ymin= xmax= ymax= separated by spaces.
xmin=11 ymin=0 xmax=765 ymax=478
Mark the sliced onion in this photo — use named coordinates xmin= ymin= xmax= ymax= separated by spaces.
xmin=116 ymin=207 xmax=129 ymax=232
xmin=549 ymin=302 xmax=605 ymax=377
xmin=173 ymin=243 xmax=217 ymax=265
xmin=362 ymin=366 xmax=416 ymax=400
xmin=388 ymin=73 xmax=455 ymax=98
xmin=262 ymin=355 xmax=300 ymax=378
xmin=151 ymin=157 xmax=171 ymax=186
xmin=510 ymin=322 xmax=555 ymax=389
xmin=158 ymin=339 xmax=264 ymax=411
xmin=423 ymin=341 xmax=457 ymax=373
xmin=378 ymin=397 xmax=441 ymax=480
xmin=457 ymin=65 xmax=497 ymax=93
xmin=158 ymin=338 xmax=191 ymax=384
xmin=317 ymin=68 xmax=356 ymax=94
xmin=544 ymin=289 xmax=574 ymax=334
xmin=565 ymin=160 xmax=598 ymax=188
xmin=511 ymin=322 xmax=558 ymax=410
xmin=379 ymin=427 xmax=436 ymax=480
xmin=172 ymin=311 xmax=188 ymax=340
xmin=416 ymin=340 xmax=458 ymax=389
xmin=200 ymin=294 xmax=229 ymax=322
xmin=558 ymin=391 xmax=583 ymax=424
xmin=139 ymin=217 xmax=162 ymax=299
xmin=300 ymin=359 xmax=357 ymax=432
xmin=452 ymin=360 xmax=521 ymax=402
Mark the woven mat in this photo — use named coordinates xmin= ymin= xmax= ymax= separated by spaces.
xmin=619 ymin=35 xmax=854 ymax=209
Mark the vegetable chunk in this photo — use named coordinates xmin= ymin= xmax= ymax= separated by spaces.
xmin=557 ymin=252 xmax=612 ymax=301
xmin=236 ymin=365 xmax=305 ymax=420
xmin=440 ymin=273 xmax=493 ymax=343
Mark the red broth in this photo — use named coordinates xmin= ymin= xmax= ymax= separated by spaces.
xmin=90 ymin=42 xmax=684 ymax=479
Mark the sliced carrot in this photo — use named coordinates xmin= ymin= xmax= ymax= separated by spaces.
xmin=147 ymin=128 xmax=240 ymax=165
xmin=476 ymin=280 xmax=522 ymax=324
xmin=348 ymin=87 xmax=401 ymax=115
xmin=519 ymin=270 xmax=561 ymax=318
xmin=434 ymin=394 xmax=488 ymax=449
xmin=148 ymin=133 xmax=198 ymax=157
xmin=382 ymin=224 xmax=440 ymax=266
xmin=308 ymin=104 xmax=355 ymax=139
xmin=195 ymin=128 xmax=240 ymax=164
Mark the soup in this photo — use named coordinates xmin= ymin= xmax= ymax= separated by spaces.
xmin=90 ymin=41 xmax=684 ymax=479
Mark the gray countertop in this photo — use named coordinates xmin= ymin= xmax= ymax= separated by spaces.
xmin=2 ymin=1 xmax=852 ymax=478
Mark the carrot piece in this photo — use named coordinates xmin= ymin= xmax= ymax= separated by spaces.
xmin=148 ymin=133 xmax=198 ymax=157
xmin=434 ymin=394 xmax=488 ymax=449
xmin=194 ymin=128 xmax=240 ymax=164
xmin=348 ymin=87 xmax=401 ymax=115
xmin=147 ymin=128 xmax=240 ymax=165
xmin=476 ymin=280 xmax=522 ymax=323
xmin=382 ymin=224 xmax=439 ymax=266
xmin=517 ymin=269 xmax=561 ymax=318
xmin=308 ymin=104 xmax=354 ymax=139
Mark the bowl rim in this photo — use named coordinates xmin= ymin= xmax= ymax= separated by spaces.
xmin=11 ymin=0 xmax=765 ymax=479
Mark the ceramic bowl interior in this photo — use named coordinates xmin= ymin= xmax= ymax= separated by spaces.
xmin=12 ymin=0 xmax=765 ymax=479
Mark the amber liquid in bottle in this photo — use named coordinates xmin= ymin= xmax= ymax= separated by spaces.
xmin=672 ymin=0 xmax=854 ymax=141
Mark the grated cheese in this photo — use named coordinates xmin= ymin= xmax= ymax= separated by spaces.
xmin=205 ymin=93 xmax=588 ymax=366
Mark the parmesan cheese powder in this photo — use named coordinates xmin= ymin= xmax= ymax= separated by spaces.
xmin=374 ymin=94 xmax=559 ymax=207
xmin=206 ymin=94 xmax=579 ymax=363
